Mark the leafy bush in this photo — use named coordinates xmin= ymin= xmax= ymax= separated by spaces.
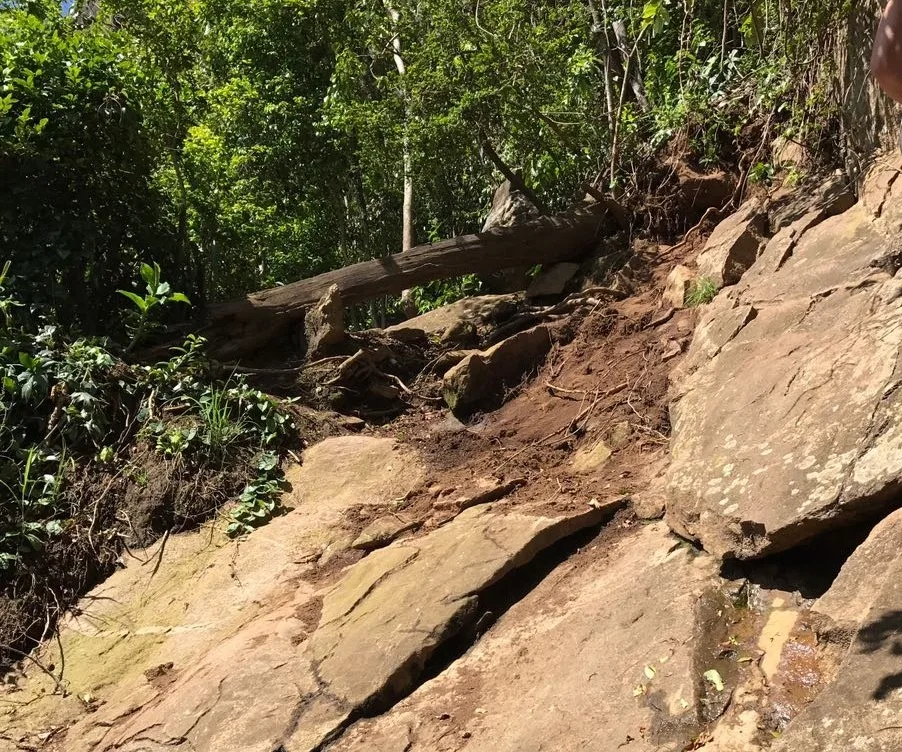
xmin=227 ymin=451 xmax=287 ymax=537
xmin=0 ymin=262 xmax=293 ymax=572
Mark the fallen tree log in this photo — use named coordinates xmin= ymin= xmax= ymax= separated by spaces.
xmin=199 ymin=205 xmax=612 ymax=360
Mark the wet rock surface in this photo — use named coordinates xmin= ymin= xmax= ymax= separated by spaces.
xmin=773 ymin=509 xmax=902 ymax=751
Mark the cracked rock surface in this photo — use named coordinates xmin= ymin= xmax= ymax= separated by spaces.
xmin=667 ymin=157 xmax=902 ymax=558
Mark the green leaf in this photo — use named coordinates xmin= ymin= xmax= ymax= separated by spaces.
xmin=168 ymin=292 xmax=191 ymax=305
xmin=139 ymin=262 xmax=159 ymax=289
xmin=117 ymin=290 xmax=148 ymax=312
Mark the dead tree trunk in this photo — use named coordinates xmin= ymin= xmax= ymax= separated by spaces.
xmin=198 ymin=206 xmax=610 ymax=360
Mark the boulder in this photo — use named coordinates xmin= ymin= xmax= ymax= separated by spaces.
xmin=773 ymin=509 xmax=902 ymax=752
xmin=443 ymin=325 xmax=552 ymax=412
xmin=480 ymin=178 xmax=539 ymax=293
xmin=695 ymin=200 xmax=769 ymax=288
xmin=329 ymin=523 xmax=719 ymax=752
xmin=666 ymin=157 xmax=902 ymax=559
xmin=385 ymin=294 xmax=521 ymax=340
xmin=526 ymin=262 xmax=580 ymax=298
xmin=662 ymin=264 xmax=694 ymax=309
xmin=304 ymin=283 xmax=345 ymax=355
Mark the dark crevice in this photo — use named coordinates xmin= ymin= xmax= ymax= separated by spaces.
xmin=721 ymin=503 xmax=901 ymax=599
xmin=318 ymin=513 xmax=621 ymax=750
xmin=420 ymin=522 xmax=605 ymax=684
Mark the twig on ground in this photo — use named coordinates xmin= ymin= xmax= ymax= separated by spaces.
xmin=224 ymin=355 xmax=347 ymax=376
xmin=0 ymin=644 xmax=67 ymax=696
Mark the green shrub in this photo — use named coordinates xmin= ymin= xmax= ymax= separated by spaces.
xmin=685 ymin=277 xmax=719 ymax=307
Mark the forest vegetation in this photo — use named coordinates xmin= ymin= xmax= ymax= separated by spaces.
xmin=0 ymin=0 xmax=867 ymax=667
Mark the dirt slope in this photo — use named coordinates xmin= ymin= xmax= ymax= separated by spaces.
xmin=5 ymin=161 xmax=902 ymax=752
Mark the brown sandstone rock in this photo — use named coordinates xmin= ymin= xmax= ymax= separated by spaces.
xmin=304 ymin=283 xmax=345 ymax=355
xmin=329 ymin=522 xmax=718 ymax=752
xmin=767 ymin=171 xmax=855 ymax=234
xmin=4 ymin=437 xmax=425 ymax=752
xmin=526 ymin=262 xmax=580 ymax=298
xmin=695 ymin=200 xmax=769 ymax=288
xmin=350 ymin=515 xmax=419 ymax=551
xmin=442 ymin=325 xmax=552 ymax=412
xmin=385 ymin=294 xmax=521 ymax=340
xmin=662 ymin=264 xmax=693 ymax=309
xmin=666 ymin=156 xmax=902 ymax=559
xmin=282 ymin=501 xmax=623 ymax=752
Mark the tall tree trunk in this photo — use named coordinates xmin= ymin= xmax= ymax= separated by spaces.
xmin=386 ymin=3 xmax=419 ymax=317
xmin=611 ymin=20 xmax=650 ymax=112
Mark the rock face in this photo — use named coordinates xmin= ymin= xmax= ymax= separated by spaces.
xmin=283 ymin=503 xmax=619 ymax=752
xmin=667 ymin=157 xmax=902 ymax=559
xmin=3 ymin=437 xmax=425 ymax=752
xmin=329 ymin=523 xmax=718 ymax=752
xmin=773 ymin=509 xmax=902 ymax=752
xmin=443 ymin=324 xmax=552 ymax=412
xmin=5 ymin=439 xmax=619 ymax=752
xmin=304 ymin=283 xmax=345 ymax=355
xmin=695 ymin=200 xmax=768 ymax=287
xmin=767 ymin=172 xmax=855 ymax=234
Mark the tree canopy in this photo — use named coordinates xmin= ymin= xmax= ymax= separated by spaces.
xmin=2 ymin=0 xmax=854 ymax=326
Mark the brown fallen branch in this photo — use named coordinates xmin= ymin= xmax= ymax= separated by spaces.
xmin=193 ymin=206 xmax=613 ymax=360
xmin=487 ymin=286 xmax=625 ymax=345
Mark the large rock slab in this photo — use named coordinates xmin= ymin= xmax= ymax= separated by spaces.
xmin=15 ymin=498 xmax=617 ymax=752
xmin=386 ymin=294 xmax=521 ymax=338
xmin=443 ymin=324 xmax=552 ymax=412
xmin=2 ymin=437 xmax=424 ymax=752
xmin=667 ymin=162 xmax=902 ymax=559
xmin=774 ymin=509 xmax=902 ymax=751
xmin=328 ymin=522 xmax=719 ymax=752
xmin=281 ymin=502 xmax=619 ymax=752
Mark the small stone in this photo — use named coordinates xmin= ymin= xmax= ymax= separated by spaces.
xmin=526 ymin=262 xmax=580 ymax=298
xmin=571 ymin=440 xmax=613 ymax=475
